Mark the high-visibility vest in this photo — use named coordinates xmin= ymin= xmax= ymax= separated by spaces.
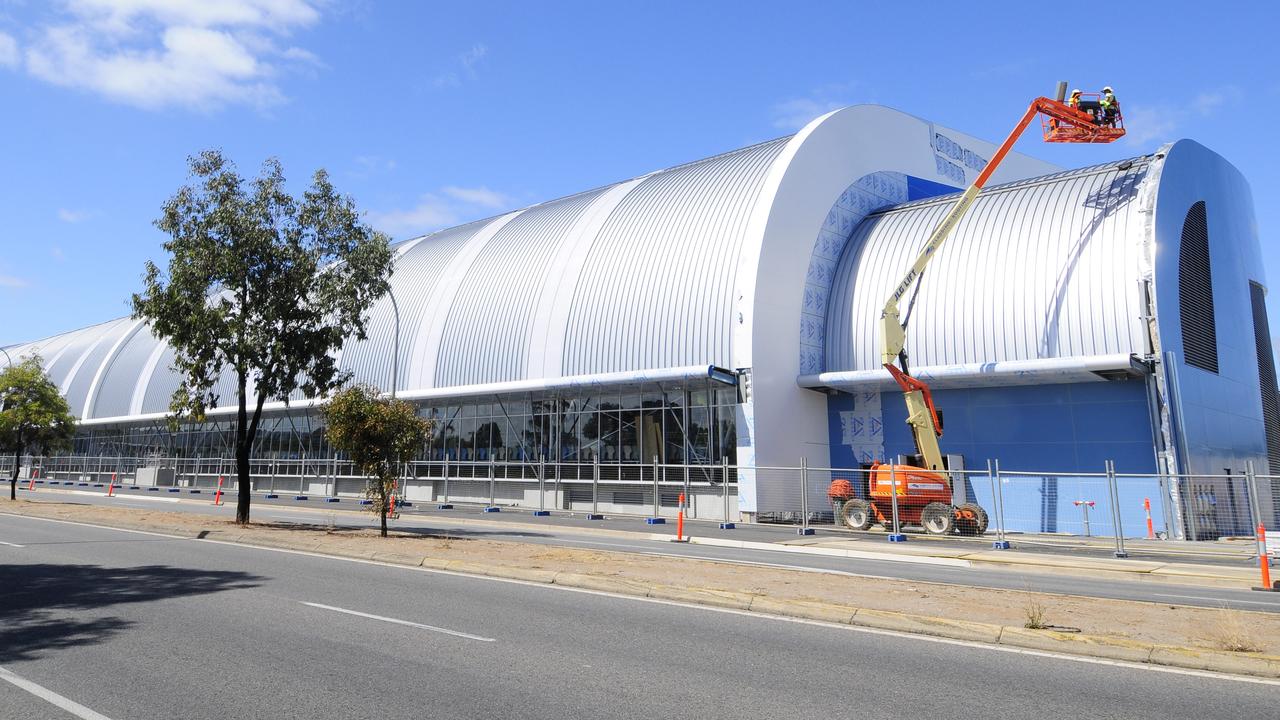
xmin=1101 ymin=93 xmax=1115 ymax=108
xmin=1068 ymin=95 xmax=1081 ymax=107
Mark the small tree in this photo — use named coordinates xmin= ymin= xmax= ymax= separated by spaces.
xmin=133 ymin=150 xmax=394 ymax=525
xmin=323 ymin=385 xmax=432 ymax=537
xmin=0 ymin=356 xmax=77 ymax=500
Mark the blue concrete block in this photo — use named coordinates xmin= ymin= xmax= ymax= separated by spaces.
xmin=167 ymin=488 xmax=180 ymax=492
xmin=129 ymin=486 xmax=140 ymax=490
xmin=78 ymin=483 xmax=89 ymax=486
xmin=532 ymin=510 xmax=550 ymax=516
xmin=324 ymin=497 xmax=340 ymax=503
xmin=436 ymin=503 xmax=453 ymax=509
xmin=92 ymin=483 xmax=104 ymax=487
xmin=482 ymin=506 xmax=501 ymax=512
xmin=398 ymin=501 xmax=412 ymax=508
xmin=887 ymin=533 xmax=909 ymax=542
xmin=585 ymin=513 xmax=604 ymax=520
xmin=646 ymin=518 xmax=666 ymax=525
xmin=189 ymin=489 xmax=201 ymax=494
xmin=34 ymin=480 xmax=44 ymax=484
xmin=265 ymin=494 xmax=279 ymax=499
xmin=293 ymin=495 xmax=308 ymax=501
xmin=797 ymin=528 xmax=816 ymax=536
xmin=147 ymin=487 xmax=159 ymax=492
xmin=991 ymin=540 xmax=1012 ymax=550
xmin=718 ymin=522 xmax=736 ymax=529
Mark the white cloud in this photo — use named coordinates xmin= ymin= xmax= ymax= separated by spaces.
xmin=771 ymin=97 xmax=844 ymax=131
xmin=51 ymin=246 xmax=67 ymax=261
xmin=368 ymin=184 xmax=514 ymax=238
xmin=57 ymin=208 xmax=90 ymax=223
xmin=771 ymin=83 xmax=859 ymax=130
xmin=1122 ymin=86 xmax=1238 ymax=148
xmin=442 ymin=185 xmax=508 ymax=208
xmin=19 ymin=0 xmax=322 ymax=111
xmin=0 ymin=31 xmax=17 ymax=68
xmin=1121 ymin=105 xmax=1181 ymax=146
xmin=433 ymin=42 xmax=487 ymax=88
xmin=0 ymin=275 xmax=29 ymax=289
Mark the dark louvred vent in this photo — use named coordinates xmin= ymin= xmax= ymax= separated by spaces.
xmin=1249 ymin=282 xmax=1280 ymax=473
xmin=1178 ymin=201 xmax=1218 ymax=373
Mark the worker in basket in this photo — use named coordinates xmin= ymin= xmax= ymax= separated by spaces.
xmin=1073 ymin=87 xmax=1101 ymax=124
xmin=1100 ymin=86 xmax=1120 ymax=127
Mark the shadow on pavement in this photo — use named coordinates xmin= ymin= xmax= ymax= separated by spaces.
xmin=0 ymin=563 xmax=262 ymax=663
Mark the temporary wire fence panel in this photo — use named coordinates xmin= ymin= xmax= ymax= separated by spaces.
xmin=10 ymin=453 xmax=1273 ymax=540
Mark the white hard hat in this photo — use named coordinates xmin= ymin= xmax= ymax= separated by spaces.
xmin=1071 ymin=88 xmax=1081 ymax=94
xmin=1102 ymin=86 xmax=1113 ymax=92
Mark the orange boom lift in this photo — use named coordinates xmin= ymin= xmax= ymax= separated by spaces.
xmin=838 ymin=82 xmax=1125 ymax=536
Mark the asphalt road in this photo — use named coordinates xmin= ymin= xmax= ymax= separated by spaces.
xmin=1 ymin=513 xmax=1277 ymax=720
xmin=16 ymin=487 xmax=1280 ymax=615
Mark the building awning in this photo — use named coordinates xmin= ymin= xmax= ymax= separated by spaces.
xmin=79 ymin=365 xmax=737 ymax=427
xmin=797 ymin=353 xmax=1148 ymax=393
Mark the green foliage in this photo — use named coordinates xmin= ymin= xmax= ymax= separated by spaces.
xmin=323 ymin=385 xmax=433 ymax=536
xmin=0 ymin=355 xmax=77 ymax=499
xmin=132 ymin=149 xmax=394 ymax=523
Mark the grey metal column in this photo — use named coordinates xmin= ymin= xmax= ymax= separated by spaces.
xmin=1106 ymin=460 xmax=1128 ymax=558
xmin=798 ymin=457 xmax=813 ymax=535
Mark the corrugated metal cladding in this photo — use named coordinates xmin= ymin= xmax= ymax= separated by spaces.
xmin=435 ymin=188 xmax=607 ymax=387
xmin=562 ymin=137 xmax=791 ymax=375
xmin=825 ymin=157 xmax=1154 ymax=372
xmin=338 ymin=220 xmax=490 ymax=393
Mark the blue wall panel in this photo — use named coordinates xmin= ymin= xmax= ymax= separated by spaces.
xmin=827 ymin=380 xmax=1162 ymax=535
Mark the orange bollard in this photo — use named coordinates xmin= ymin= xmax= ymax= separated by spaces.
xmin=388 ymin=493 xmax=396 ymax=517
xmin=677 ymin=492 xmax=685 ymax=541
xmin=1143 ymin=498 xmax=1155 ymax=539
xmin=213 ymin=475 xmax=224 ymax=506
xmin=27 ymin=473 xmax=36 ymax=491
xmin=1260 ymin=524 xmax=1274 ymax=590
xmin=106 ymin=473 xmax=116 ymax=497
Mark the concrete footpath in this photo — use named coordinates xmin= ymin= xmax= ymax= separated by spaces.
xmin=3 ymin=499 xmax=1279 ymax=680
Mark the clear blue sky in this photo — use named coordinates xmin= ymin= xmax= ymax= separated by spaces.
xmin=1 ymin=0 xmax=1277 ymax=347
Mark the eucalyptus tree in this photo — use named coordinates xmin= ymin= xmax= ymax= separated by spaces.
xmin=133 ymin=150 xmax=394 ymax=524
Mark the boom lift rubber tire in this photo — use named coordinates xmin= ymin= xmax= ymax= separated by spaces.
xmin=921 ymin=502 xmax=956 ymax=535
xmin=840 ymin=499 xmax=874 ymax=531
xmin=955 ymin=502 xmax=989 ymax=536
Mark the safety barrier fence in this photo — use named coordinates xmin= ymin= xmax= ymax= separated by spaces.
xmin=5 ymin=455 xmax=1279 ymax=546
xmin=3 ymin=454 xmax=740 ymax=523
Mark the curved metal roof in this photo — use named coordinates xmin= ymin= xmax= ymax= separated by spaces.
xmin=3 ymin=135 xmax=795 ymax=422
xmin=823 ymin=156 xmax=1155 ymax=373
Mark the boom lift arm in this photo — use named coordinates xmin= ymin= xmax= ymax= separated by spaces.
xmin=880 ymin=95 xmax=1123 ymax=474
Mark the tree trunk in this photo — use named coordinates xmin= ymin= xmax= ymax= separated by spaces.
xmin=380 ymin=478 xmax=388 ymax=538
xmin=9 ymin=450 xmax=18 ymax=501
xmin=236 ymin=442 xmax=251 ymax=524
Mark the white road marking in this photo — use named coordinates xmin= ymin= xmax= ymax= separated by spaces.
xmin=1149 ymin=592 xmax=1279 ymax=607
xmin=0 ymin=666 xmax=115 ymax=720
xmin=0 ymin=540 xmax=24 ymax=547
xmin=300 ymin=601 xmax=495 ymax=642
xmin=7 ymin=513 xmax=1278 ymax=686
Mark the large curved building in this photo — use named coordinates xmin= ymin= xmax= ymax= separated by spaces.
xmin=5 ymin=105 xmax=1275 ymax=538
